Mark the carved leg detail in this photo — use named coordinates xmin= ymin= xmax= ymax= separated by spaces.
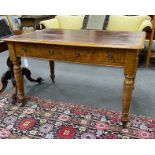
xmin=49 ymin=60 xmax=55 ymax=83
xmin=122 ymin=76 xmax=134 ymax=128
xmin=22 ymin=67 xmax=43 ymax=84
xmin=13 ymin=59 xmax=25 ymax=106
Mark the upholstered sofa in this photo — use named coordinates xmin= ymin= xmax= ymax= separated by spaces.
xmin=39 ymin=15 xmax=152 ymax=32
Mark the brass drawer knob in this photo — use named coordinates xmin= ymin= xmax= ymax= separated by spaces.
xmin=49 ymin=49 xmax=54 ymax=55
xmin=75 ymin=52 xmax=80 ymax=58
xmin=107 ymin=52 xmax=113 ymax=60
xmin=22 ymin=47 xmax=27 ymax=53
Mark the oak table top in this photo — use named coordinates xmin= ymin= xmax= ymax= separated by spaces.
xmin=4 ymin=29 xmax=146 ymax=49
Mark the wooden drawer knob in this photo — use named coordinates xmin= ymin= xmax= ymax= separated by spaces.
xmin=107 ymin=52 xmax=113 ymax=60
xmin=75 ymin=52 xmax=80 ymax=58
xmin=48 ymin=49 xmax=54 ymax=55
xmin=22 ymin=47 xmax=27 ymax=53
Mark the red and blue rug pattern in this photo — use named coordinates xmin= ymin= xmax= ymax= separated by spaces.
xmin=0 ymin=93 xmax=155 ymax=139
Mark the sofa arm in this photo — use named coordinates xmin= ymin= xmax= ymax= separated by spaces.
xmin=39 ymin=18 xmax=60 ymax=29
xmin=138 ymin=20 xmax=152 ymax=31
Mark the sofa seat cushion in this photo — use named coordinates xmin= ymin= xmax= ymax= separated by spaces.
xmin=56 ymin=15 xmax=84 ymax=30
xmin=106 ymin=15 xmax=151 ymax=31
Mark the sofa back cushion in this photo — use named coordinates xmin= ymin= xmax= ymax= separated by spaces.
xmin=40 ymin=18 xmax=60 ymax=29
xmin=106 ymin=15 xmax=151 ymax=31
xmin=56 ymin=15 xmax=84 ymax=29
xmin=82 ymin=15 xmax=109 ymax=30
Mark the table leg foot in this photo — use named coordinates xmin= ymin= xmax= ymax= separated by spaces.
xmin=122 ymin=119 xmax=128 ymax=129
xmin=50 ymin=75 xmax=55 ymax=83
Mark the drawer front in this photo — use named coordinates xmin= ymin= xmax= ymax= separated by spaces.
xmin=62 ymin=47 xmax=125 ymax=66
xmin=15 ymin=43 xmax=63 ymax=60
xmin=63 ymin=47 xmax=93 ymax=63
xmin=92 ymin=48 xmax=125 ymax=66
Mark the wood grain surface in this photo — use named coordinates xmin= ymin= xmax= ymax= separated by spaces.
xmin=3 ymin=29 xmax=146 ymax=49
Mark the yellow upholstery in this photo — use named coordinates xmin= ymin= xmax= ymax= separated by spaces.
xmin=138 ymin=20 xmax=153 ymax=31
xmin=55 ymin=15 xmax=84 ymax=29
xmin=40 ymin=18 xmax=60 ymax=29
xmin=40 ymin=15 xmax=152 ymax=32
xmin=107 ymin=15 xmax=152 ymax=31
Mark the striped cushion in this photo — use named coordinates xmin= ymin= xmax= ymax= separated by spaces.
xmin=82 ymin=15 xmax=109 ymax=30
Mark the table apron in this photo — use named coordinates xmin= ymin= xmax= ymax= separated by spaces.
xmin=14 ymin=43 xmax=126 ymax=67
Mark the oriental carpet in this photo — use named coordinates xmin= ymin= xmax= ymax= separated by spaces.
xmin=0 ymin=93 xmax=155 ymax=139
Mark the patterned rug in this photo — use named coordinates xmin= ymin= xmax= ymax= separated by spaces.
xmin=0 ymin=93 xmax=155 ymax=139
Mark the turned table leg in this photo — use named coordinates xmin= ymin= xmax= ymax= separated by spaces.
xmin=122 ymin=50 xmax=138 ymax=128
xmin=122 ymin=75 xmax=135 ymax=128
xmin=13 ymin=58 xmax=25 ymax=105
xmin=49 ymin=60 xmax=55 ymax=83
xmin=8 ymin=43 xmax=25 ymax=106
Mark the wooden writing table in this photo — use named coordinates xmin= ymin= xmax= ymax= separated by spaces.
xmin=3 ymin=29 xmax=146 ymax=128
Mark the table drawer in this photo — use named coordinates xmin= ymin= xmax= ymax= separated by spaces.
xmin=62 ymin=47 xmax=93 ymax=63
xmin=92 ymin=48 xmax=125 ymax=66
xmin=15 ymin=43 xmax=63 ymax=60
xmin=62 ymin=47 xmax=125 ymax=66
